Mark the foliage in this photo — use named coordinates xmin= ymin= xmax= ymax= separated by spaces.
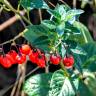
xmin=0 ymin=0 xmax=96 ymax=96
xmin=21 ymin=1 xmax=96 ymax=96
xmin=23 ymin=73 xmax=52 ymax=96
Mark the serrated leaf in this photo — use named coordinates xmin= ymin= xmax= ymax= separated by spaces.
xmin=56 ymin=22 xmax=65 ymax=36
xmin=47 ymin=9 xmax=61 ymax=20
xmin=49 ymin=69 xmax=79 ymax=96
xmin=73 ymin=21 xmax=93 ymax=44
xmin=24 ymin=25 xmax=50 ymax=51
xmin=24 ymin=25 xmax=48 ymax=41
xmin=33 ymin=36 xmax=50 ymax=51
xmin=66 ymin=22 xmax=93 ymax=45
xmin=56 ymin=5 xmax=66 ymax=21
xmin=41 ymin=20 xmax=56 ymax=29
xmin=64 ymin=40 xmax=77 ymax=49
xmin=65 ymin=22 xmax=80 ymax=34
xmin=79 ymin=42 xmax=96 ymax=72
xmin=23 ymin=73 xmax=52 ymax=96
xmin=55 ymin=4 xmax=70 ymax=13
xmin=71 ymin=46 xmax=87 ymax=55
xmin=74 ymin=54 xmax=83 ymax=74
xmin=61 ymin=44 xmax=66 ymax=58
xmin=65 ymin=9 xmax=84 ymax=22
xmin=21 ymin=0 xmax=49 ymax=10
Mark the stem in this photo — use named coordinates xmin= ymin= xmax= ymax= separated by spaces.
xmin=26 ymin=66 xmax=39 ymax=76
xmin=2 ymin=0 xmax=32 ymax=25
xmin=0 ymin=14 xmax=20 ymax=32
xmin=55 ymin=39 xmax=61 ymax=48
xmin=0 ymin=29 xmax=27 ymax=45
xmin=60 ymin=60 xmax=70 ymax=77
xmin=20 ymin=19 xmax=26 ymax=28
xmin=17 ymin=0 xmax=22 ymax=11
xmin=45 ymin=0 xmax=55 ymax=8
xmin=27 ymin=10 xmax=30 ymax=22
xmin=45 ymin=64 xmax=49 ymax=73
xmin=38 ymin=9 xmax=42 ymax=22
xmin=15 ymin=62 xmax=26 ymax=96
xmin=73 ymin=0 xmax=76 ymax=8
xmin=10 ymin=65 xmax=22 ymax=96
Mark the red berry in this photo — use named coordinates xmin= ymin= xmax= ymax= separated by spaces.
xmin=63 ymin=55 xmax=74 ymax=68
xmin=0 ymin=55 xmax=12 ymax=68
xmin=50 ymin=54 xmax=61 ymax=65
xmin=29 ymin=49 xmax=39 ymax=64
xmin=8 ymin=50 xmax=17 ymax=64
xmin=16 ymin=54 xmax=26 ymax=64
xmin=6 ymin=54 xmax=15 ymax=65
xmin=20 ymin=44 xmax=31 ymax=55
xmin=37 ymin=54 xmax=46 ymax=68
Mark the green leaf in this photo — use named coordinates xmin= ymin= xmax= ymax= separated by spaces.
xmin=83 ymin=55 xmax=96 ymax=68
xmin=56 ymin=22 xmax=65 ymax=36
xmin=77 ymin=71 xmax=96 ymax=96
xmin=33 ymin=36 xmax=50 ymax=51
xmin=23 ymin=73 xmax=52 ymax=96
xmin=78 ymin=80 xmax=94 ymax=96
xmin=41 ymin=20 xmax=56 ymax=29
xmin=24 ymin=25 xmax=48 ymax=41
xmin=65 ymin=22 xmax=80 ymax=34
xmin=64 ymin=40 xmax=77 ymax=49
xmin=61 ymin=44 xmax=66 ymax=58
xmin=24 ymin=25 xmax=50 ymax=51
xmin=55 ymin=5 xmax=66 ymax=21
xmin=73 ymin=21 xmax=93 ymax=44
xmin=49 ymin=69 xmax=79 ymax=96
xmin=65 ymin=9 xmax=84 ymax=21
xmin=47 ymin=9 xmax=61 ymax=20
xmin=86 ymin=76 xmax=96 ymax=96
xmin=21 ymin=0 xmax=49 ymax=10
xmin=67 ymin=22 xmax=93 ymax=45
xmin=71 ymin=46 xmax=87 ymax=55
xmin=55 ymin=4 xmax=70 ymax=12
xmin=79 ymin=42 xmax=96 ymax=72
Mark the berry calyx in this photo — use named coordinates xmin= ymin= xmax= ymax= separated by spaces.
xmin=16 ymin=54 xmax=26 ymax=64
xmin=63 ymin=55 xmax=74 ymax=68
xmin=20 ymin=44 xmax=31 ymax=55
xmin=50 ymin=54 xmax=61 ymax=65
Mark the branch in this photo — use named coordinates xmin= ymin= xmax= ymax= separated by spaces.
xmin=2 ymin=0 xmax=32 ymax=25
xmin=0 ymin=29 xmax=27 ymax=45
xmin=38 ymin=9 xmax=42 ymax=22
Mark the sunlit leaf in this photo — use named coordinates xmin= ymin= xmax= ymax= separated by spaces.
xmin=41 ymin=20 xmax=56 ymax=29
xmin=23 ymin=73 xmax=52 ymax=96
xmin=49 ymin=69 xmax=79 ymax=96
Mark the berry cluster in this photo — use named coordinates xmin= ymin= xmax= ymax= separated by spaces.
xmin=50 ymin=54 xmax=74 ymax=68
xmin=0 ymin=44 xmax=46 ymax=68
xmin=0 ymin=44 xmax=74 ymax=69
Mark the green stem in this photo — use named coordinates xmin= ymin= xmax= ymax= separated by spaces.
xmin=27 ymin=9 xmax=30 ymax=21
xmin=17 ymin=0 xmax=22 ymax=11
xmin=60 ymin=61 xmax=70 ymax=77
